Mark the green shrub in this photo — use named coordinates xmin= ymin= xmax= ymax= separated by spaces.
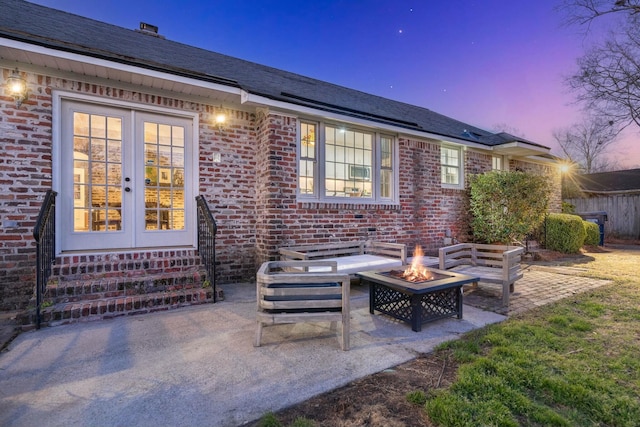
xmin=583 ymin=221 xmax=600 ymax=246
xmin=561 ymin=202 xmax=576 ymax=214
xmin=545 ymin=213 xmax=586 ymax=253
xmin=468 ymin=171 xmax=550 ymax=244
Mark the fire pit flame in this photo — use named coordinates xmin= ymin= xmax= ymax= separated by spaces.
xmin=402 ymin=246 xmax=434 ymax=282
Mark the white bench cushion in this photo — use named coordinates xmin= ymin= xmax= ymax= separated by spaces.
xmin=300 ymin=254 xmax=404 ymax=274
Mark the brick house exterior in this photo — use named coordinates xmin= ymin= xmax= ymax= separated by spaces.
xmin=0 ymin=0 xmax=561 ymax=313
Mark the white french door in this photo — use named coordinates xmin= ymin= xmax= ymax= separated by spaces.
xmin=59 ymin=100 xmax=195 ymax=251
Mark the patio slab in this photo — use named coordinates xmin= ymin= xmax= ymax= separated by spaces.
xmin=0 ymin=268 xmax=612 ymax=427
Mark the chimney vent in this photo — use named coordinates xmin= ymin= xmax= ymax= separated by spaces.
xmin=140 ymin=22 xmax=158 ymax=33
xmin=138 ymin=22 xmax=164 ymax=38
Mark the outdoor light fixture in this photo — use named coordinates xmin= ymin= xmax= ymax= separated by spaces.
xmin=6 ymin=68 xmax=29 ymax=108
xmin=559 ymin=163 xmax=573 ymax=174
xmin=213 ymin=107 xmax=226 ymax=130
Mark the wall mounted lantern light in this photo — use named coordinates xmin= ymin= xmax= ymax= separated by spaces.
xmin=212 ymin=106 xmax=227 ymax=131
xmin=214 ymin=110 xmax=227 ymax=130
xmin=6 ymin=68 xmax=29 ymax=108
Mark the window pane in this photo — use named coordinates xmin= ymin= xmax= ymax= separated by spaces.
xmin=107 ymin=117 xmax=121 ymax=140
xmin=442 ymin=166 xmax=459 ymax=185
xmin=144 ymin=122 xmax=157 ymax=143
xmin=90 ymin=115 xmax=106 ymax=138
xmin=299 ymin=122 xmax=316 ymax=195
xmin=107 ymin=140 xmax=121 ymax=163
xmin=380 ymin=169 xmax=392 ymax=198
xmin=492 ymin=156 xmax=502 ymax=170
xmin=324 ymin=125 xmax=372 ymax=198
xmin=90 ymin=138 xmax=106 ymax=162
xmin=143 ymin=121 xmax=186 ymax=230
xmin=380 ymin=135 xmax=393 ymax=198
xmin=381 ymin=137 xmax=392 ymax=168
xmin=172 ymin=126 xmax=184 ymax=147
xmin=441 ymin=147 xmax=459 ymax=167
xmin=441 ymin=147 xmax=461 ymax=185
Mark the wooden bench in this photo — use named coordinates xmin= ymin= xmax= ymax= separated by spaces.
xmin=278 ymin=241 xmax=407 ymax=275
xmin=438 ymin=243 xmax=524 ymax=306
xmin=255 ymin=260 xmax=351 ymax=350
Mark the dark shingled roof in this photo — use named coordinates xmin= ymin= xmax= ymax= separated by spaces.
xmin=1 ymin=0 xmax=548 ymax=150
xmin=575 ymin=168 xmax=640 ymax=193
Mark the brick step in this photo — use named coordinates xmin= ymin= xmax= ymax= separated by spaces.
xmin=51 ymin=249 xmax=203 ymax=282
xmin=19 ymin=287 xmax=215 ymax=328
xmin=45 ymin=268 xmax=208 ymax=304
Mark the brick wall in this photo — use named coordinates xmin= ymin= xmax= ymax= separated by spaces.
xmin=1 ymin=69 xmax=53 ymax=310
xmin=196 ymin=105 xmax=258 ymax=283
xmin=252 ymin=115 xmax=490 ymax=264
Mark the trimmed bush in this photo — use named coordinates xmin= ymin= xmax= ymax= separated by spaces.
xmin=583 ymin=221 xmax=601 ymax=246
xmin=545 ymin=213 xmax=586 ymax=253
xmin=468 ymin=171 xmax=550 ymax=244
xmin=562 ymin=202 xmax=576 ymax=214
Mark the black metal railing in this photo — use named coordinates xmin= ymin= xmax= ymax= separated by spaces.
xmin=195 ymin=195 xmax=218 ymax=302
xmin=33 ymin=189 xmax=57 ymax=329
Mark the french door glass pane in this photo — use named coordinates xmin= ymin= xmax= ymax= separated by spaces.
xmin=143 ymin=122 xmax=185 ymax=230
xmin=72 ymin=112 xmax=122 ymax=232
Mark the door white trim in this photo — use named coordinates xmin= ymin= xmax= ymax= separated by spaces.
xmin=53 ymin=91 xmax=199 ymax=253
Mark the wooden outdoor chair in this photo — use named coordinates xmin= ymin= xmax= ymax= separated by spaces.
xmin=255 ymin=260 xmax=351 ymax=350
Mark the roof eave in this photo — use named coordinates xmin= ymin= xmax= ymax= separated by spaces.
xmin=241 ymin=91 xmax=492 ymax=149
xmin=493 ymin=141 xmax=550 ymax=157
xmin=0 ymin=36 xmax=243 ymax=99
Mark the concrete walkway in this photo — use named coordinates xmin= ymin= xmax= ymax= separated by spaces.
xmin=0 ymin=267 xmax=613 ymax=427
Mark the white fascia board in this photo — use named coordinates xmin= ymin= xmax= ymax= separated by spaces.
xmin=0 ymin=37 xmax=242 ymax=97
xmin=492 ymin=141 xmax=550 ymax=156
xmin=521 ymin=155 xmax=561 ymax=165
xmin=241 ymin=90 xmax=489 ymax=150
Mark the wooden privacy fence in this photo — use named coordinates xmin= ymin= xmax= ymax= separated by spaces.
xmin=565 ymin=194 xmax=640 ymax=240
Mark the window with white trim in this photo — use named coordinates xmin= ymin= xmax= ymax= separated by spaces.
xmin=441 ymin=145 xmax=462 ymax=187
xmin=492 ymin=155 xmax=503 ymax=170
xmin=298 ymin=121 xmax=396 ymax=202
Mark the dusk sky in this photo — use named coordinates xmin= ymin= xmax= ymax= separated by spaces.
xmin=30 ymin=0 xmax=640 ymax=168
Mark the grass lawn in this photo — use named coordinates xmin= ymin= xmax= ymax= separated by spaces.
xmin=426 ymin=248 xmax=640 ymax=426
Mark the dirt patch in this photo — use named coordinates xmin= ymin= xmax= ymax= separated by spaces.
xmin=247 ymin=351 xmax=457 ymax=427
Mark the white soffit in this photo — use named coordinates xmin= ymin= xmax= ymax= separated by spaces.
xmin=493 ymin=141 xmax=549 ymax=157
xmin=0 ymin=37 xmax=242 ymax=103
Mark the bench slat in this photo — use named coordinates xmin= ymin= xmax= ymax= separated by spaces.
xmin=256 ymin=260 xmax=351 ymax=350
xmin=439 ymin=243 xmax=524 ymax=306
xmin=261 ymin=287 xmax=342 ymax=297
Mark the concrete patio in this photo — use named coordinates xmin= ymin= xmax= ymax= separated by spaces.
xmin=0 ymin=265 xmax=613 ymax=427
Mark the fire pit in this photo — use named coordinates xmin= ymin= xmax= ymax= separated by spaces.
xmin=357 ymin=247 xmax=478 ymax=331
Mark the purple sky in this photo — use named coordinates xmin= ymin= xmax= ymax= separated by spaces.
xmin=29 ymin=0 xmax=640 ymax=168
